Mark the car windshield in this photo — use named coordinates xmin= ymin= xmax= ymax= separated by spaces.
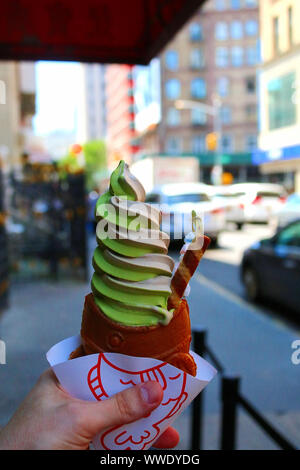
xmin=214 ymin=192 xmax=245 ymax=198
xmin=257 ymin=191 xmax=283 ymax=198
xmin=287 ymin=193 xmax=300 ymax=204
xmin=166 ymin=193 xmax=210 ymax=204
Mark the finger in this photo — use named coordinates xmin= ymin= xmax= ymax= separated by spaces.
xmin=77 ymin=381 xmax=163 ymax=438
xmin=152 ymin=426 xmax=180 ymax=449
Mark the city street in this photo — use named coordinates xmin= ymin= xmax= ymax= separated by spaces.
xmin=0 ymin=225 xmax=299 ymax=449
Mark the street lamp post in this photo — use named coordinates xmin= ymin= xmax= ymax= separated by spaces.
xmin=175 ymin=98 xmax=223 ymax=185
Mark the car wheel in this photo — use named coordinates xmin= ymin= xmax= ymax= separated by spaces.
xmin=236 ymin=222 xmax=243 ymax=230
xmin=243 ymin=266 xmax=260 ymax=302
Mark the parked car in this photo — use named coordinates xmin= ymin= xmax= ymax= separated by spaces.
xmin=222 ymin=183 xmax=287 ymax=229
xmin=241 ymin=219 xmax=300 ymax=313
xmin=146 ymin=183 xmax=226 ymax=245
xmin=211 ymin=185 xmax=245 ymax=230
xmin=274 ymin=193 xmax=300 ymax=229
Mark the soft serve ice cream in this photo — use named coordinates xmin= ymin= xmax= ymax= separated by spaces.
xmin=91 ymin=160 xmax=175 ymax=326
xmin=70 ymin=160 xmax=210 ymax=376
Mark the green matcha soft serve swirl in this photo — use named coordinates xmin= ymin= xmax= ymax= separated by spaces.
xmin=91 ymin=160 xmax=175 ymax=326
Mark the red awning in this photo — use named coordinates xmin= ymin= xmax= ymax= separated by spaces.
xmin=0 ymin=0 xmax=205 ymax=65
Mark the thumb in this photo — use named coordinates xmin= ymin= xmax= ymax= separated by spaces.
xmin=77 ymin=381 xmax=163 ymax=438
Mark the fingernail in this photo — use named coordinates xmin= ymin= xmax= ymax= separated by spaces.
xmin=140 ymin=382 xmax=161 ymax=405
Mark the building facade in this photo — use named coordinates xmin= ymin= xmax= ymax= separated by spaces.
xmin=155 ymin=0 xmax=260 ymax=182
xmin=105 ymin=64 xmax=139 ymax=167
xmin=0 ymin=61 xmax=36 ymax=171
xmin=254 ymin=0 xmax=300 ymax=192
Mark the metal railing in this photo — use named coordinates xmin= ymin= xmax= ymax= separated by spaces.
xmin=190 ymin=327 xmax=297 ymax=450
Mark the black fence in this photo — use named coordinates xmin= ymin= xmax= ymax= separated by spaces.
xmin=0 ymin=163 xmax=9 ymax=312
xmin=190 ymin=327 xmax=297 ymax=450
xmin=7 ymin=164 xmax=88 ymax=284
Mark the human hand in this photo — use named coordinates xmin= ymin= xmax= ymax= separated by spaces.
xmin=0 ymin=369 xmax=179 ymax=450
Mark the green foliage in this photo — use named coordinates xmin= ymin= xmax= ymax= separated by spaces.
xmin=83 ymin=140 xmax=107 ymax=191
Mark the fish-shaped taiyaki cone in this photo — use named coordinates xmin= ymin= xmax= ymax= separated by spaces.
xmin=69 ymin=293 xmax=197 ymax=376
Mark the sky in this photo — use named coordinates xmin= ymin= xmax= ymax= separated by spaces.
xmin=33 ymin=61 xmax=81 ymax=136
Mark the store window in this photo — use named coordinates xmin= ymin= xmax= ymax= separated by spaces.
xmin=217 ymin=77 xmax=230 ymax=96
xmin=231 ymin=46 xmax=244 ymax=66
xmin=215 ymin=22 xmax=228 ymax=40
xmin=215 ymin=0 xmax=226 ymax=10
xmin=216 ymin=47 xmax=229 ymax=67
xmin=231 ymin=21 xmax=243 ymax=39
xmin=191 ymin=78 xmax=207 ymax=99
xmin=268 ymin=72 xmax=296 ymax=130
xmin=165 ymin=79 xmax=181 ymax=100
xmin=165 ymin=50 xmax=179 ymax=70
xmin=166 ymin=108 xmax=180 ymax=127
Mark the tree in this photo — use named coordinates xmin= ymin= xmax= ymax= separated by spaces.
xmin=83 ymin=140 xmax=107 ymax=191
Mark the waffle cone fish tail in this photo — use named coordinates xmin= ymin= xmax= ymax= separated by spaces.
xmin=168 ymin=212 xmax=210 ymax=310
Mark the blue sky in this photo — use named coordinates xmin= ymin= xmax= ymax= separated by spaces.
xmin=33 ymin=61 xmax=81 ymax=135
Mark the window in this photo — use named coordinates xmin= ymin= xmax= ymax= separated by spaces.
xmin=220 ymin=106 xmax=232 ymax=124
xmin=215 ymin=22 xmax=228 ymax=40
xmin=231 ymin=0 xmax=241 ymax=9
xmin=191 ymin=78 xmax=206 ymax=99
xmin=268 ymin=72 xmax=296 ymax=130
xmin=246 ymin=46 xmax=258 ymax=65
xmin=165 ymin=137 xmax=182 ymax=154
xmin=221 ymin=135 xmax=233 ymax=152
xmin=216 ymin=47 xmax=229 ymax=67
xmin=231 ymin=21 xmax=243 ymax=39
xmin=190 ymin=49 xmax=205 ymax=69
xmin=215 ymin=0 xmax=226 ymax=10
xmin=166 ymin=108 xmax=180 ymax=127
xmin=245 ymin=0 xmax=258 ymax=7
xmin=245 ymin=76 xmax=256 ymax=93
xmin=245 ymin=104 xmax=257 ymax=119
xmin=288 ymin=6 xmax=293 ymax=47
xmin=245 ymin=135 xmax=257 ymax=151
xmin=277 ymin=221 xmax=300 ymax=247
xmin=217 ymin=77 xmax=229 ymax=96
xmin=273 ymin=17 xmax=280 ymax=55
xmin=192 ymin=135 xmax=206 ymax=154
xmin=231 ymin=46 xmax=243 ymax=66
xmin=165 ymin=50 xmax=179 ymax=70
xmin=191 ymin=108 xmax=207 ymax=125
xmin=245 ymin=20 xmax=258 ymax=36
xmin=165 ymin=79 xmax=181 ymax=100
xmin=189 ymin=23 xmax=203 ymax=41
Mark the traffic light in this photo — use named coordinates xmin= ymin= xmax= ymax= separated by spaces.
xmin=206 ymin=132 xmax=218 ymax=151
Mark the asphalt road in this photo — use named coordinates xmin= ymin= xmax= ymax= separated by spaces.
xmin=0 ymin=225 xmax=299 ymax=449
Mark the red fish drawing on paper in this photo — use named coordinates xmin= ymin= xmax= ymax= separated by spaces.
xmin=87 ymin=353 xmax=188 ymax=450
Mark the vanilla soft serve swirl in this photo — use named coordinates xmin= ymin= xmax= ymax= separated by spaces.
xmin=91 ymin=160 xmax=175 ymax=326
